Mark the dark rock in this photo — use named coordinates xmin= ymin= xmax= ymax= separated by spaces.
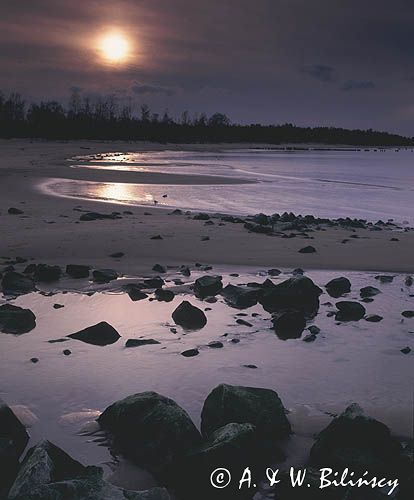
xmin=243 ymin=364 xmax=257 ymax=369
xmin=150 ymin=235 xmax=163 ymax=240
xmin=68 ymin=321 xmax=120 ymax=346
xmin=63 ymin=349 xmax=71 ymax=356
xmin=109 ymin=252 xmax=124 ymax=258
xmin=272 ymin=310 xmax=306 ymax=339
xmin=79 ymin=212 xmax=121 ymax=221
xmin=268 ymin=268 xmax=281 ymax=276
xmin=244 ymin=221 xmax=273 ymax=234
xmin=325 ymin=277 xmax=351 ymax=298
xmin=360 ymin=286 xmax=381 ymax=298
xmin=365 ymin=314 xmax=383 ymax=323
xmin=201 ymin=236 xmax=210 ymax=241
xmin=221 ymin=284 xmax=259 ymax=309
xmin=152 ymin=264 xmax=166 ymax=273
xmin=125 ymin=339 xmax=160 ymax=348
xmin=1 ymin=271 xmax=35 ymax=295
xmin=97 ymin=392 xmax=201 ymax=476
xmin=307 ymin=325 xmax=321 ymax=335
xmin=302 ymin=333 xmax=317 ymax=342
xmin=172 ymin=301 xmax=207 ymax=329
xmin=30 ymin=358 xmax=39 ymax=363
xmin=335 ymin=301 xmax=366 ymax=321
xmin=181 ymin=348 xmax=199 ymax=357
xmin=402 ymin=310 xmax=414 ymax=318
xmin=207 ymin=341 xmax=224 ymax=348
xmin=236 ymin=318 xmax=252 ymax=327
xmin=92 ymin=269 xmax=118 ymax=283
xmin=194 ymin=275 xmax=223 ymax=298
xmin=204 ymin=296 xmax=217 ymax=303
xmin=66 ymin=265 xmax=90 ymax=279
xmin=23 ymin=263 xmax=37 ymax=274
xmin=405 ymin=276 xmax=413 ymax=287
xmin=193 ymin=213 xmax=210 ymax=220
xmin=400 ymin=346 xmax=411 ymax=354
xmin=154 ymin=288 xmax=174 ymax=302
xmin=298 ymin=245 xmax=316 ymax=253
xmin=8 ymin=207 xmax=24 ymax=215
xmin=201 ymin=384 xmax=291 ymax=445
xmin=141 ymin=277 xmax=165 ymax=289
xmin=53 ymin=304 xmax=64 ymax=309
xmin=0 ymin=304 xmax=36 ymax=334
xmin=33 ymin=264 xmax=61 ymax=283
xmin=292 ymin=267 xmax=304 ymax=275
xmin=124 ymin=285 xmax=148 ymax=302
xmin=180 ymin=266 xmax=191 ymax=276
xmin=375 ymin=275 xmax=394 ymax=284
xmin=309 ymin=403 xmax=407 ymax=478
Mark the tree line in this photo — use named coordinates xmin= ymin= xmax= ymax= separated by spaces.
xmin=0 ymin=89 xmax=413 ymax=146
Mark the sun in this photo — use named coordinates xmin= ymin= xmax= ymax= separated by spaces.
xmin=99 ymin=32 xmax=130 ymax=63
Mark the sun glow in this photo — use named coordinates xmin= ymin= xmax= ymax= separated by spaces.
xmin=99 ymin=32 xmax=130 ymax=64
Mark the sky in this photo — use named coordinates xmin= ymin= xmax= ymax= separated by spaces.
xmin=1 ymin=0 xmax=414 ymax=135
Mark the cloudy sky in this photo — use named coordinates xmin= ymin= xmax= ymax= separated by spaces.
xmin=1 ymin=0 xmax=414 ymax=134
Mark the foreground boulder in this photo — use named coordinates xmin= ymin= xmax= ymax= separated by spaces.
xmin=1 ymin=271 xmax=35 ymax=295
xmin=0 ymin=399 xmax=29 ymax=493
xmin=172 ymin=301 xmax=207 ymax=329
xmin=97 ymin=392 xmax=201 ymax=477
xmin=221 ymin=284 xmax=259 ymax=309
xmin=335 ymin=301 xmax=366 ymax=321
xmin=309 ymin=404 xmax=408 ymax=479
xmin=259 ymin=276 xmax=322 ymax=316
xmin=194 ymin=275 xmax=223 ymax=299
xmin=201 ymin=384 xmax=291 ymax=445
xmin=66 ymin=265 xmax=90 ymax=279
xmin=0 ymin=304 xmax=36 ymax=334
xmin=68 ymin=322 xmax=120 ymax=346
xmin=272 ymin=310 xmax=306 ymax=339
xmin=33 ymin=264 xmax=61 ymax=283
xmin=325 ymin=277 xmax=351 ymax=298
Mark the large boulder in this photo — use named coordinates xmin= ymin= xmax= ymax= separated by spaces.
xmin=201 ymin=384 xmax=291 ymax=444
xmin=325 ymin=277 xmax=351 ymax=298
xmin=0 ymin=399 xmax=29 ymax=494
xmin=172 ymin=301 xmax=207 ymax=329
xmin=154 ymin=288 xmax=174 ymax=302
xmin=259 ymin=276 xmax=322 ymax=316
xmin=335 ymin=301 xmax=366 ymax=321
xmin=1 ymin=271 xmax=35 ymax=295
xmin=272 ymin=310 xmax=306 ymax=340
xmin=309 ymin=404 xmax=408 ymax=478
xmin=0 ymin=304 xmax=36 ymax=334
xmin=68 ymin=322 xmax=120 ymax=346
xmin=33 ymin=264 xmax=61 ymax=283
xmin=194 ymin=275 xmax=223 ymax=299
xmin=97 ymin=392 xmax=202 ymax=477
xmin=8 ymin=440 xmax=87 ymax=499
xmin=221 ymin=284 xmax=259 ymax=309
xmin=66 ymin=265 xmax=90 ymax=279
xmin=360 ymin=286 xmax=381 ymax=299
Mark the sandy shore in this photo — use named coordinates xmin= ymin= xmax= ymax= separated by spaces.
xmin=1 ymin=138 xmax=413 ymax=274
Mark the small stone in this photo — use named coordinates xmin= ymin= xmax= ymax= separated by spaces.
xmin=402 ymin=310 xmax=414 ymax=318
xmin=30 ymin=358 xmax=39 ymax=363
xmin=236 ymin=318 xmax=253 ymax=327
xmin=207 ymin=341 xmax=224 ymax=348
xmin=181 ymin=348 xmax=199 ymax=357
xmin=365 ymin=314 xmax=383 ymax=322
xmin=109 ymin=252 xmax=124 ymax=258
xmin=150 ymin=235 xmax=163 ymax=240
xmin=243 ymin=364 xmax=257 ymax=369
xmin=298 ymin=245 xmax=316 ymax=253
xmin=400 ymin=347 xmax=411 ymax=354
xmin=125 ymin=339 xmax=160 ymax=348
xmin=8 ymin=207 xmax=24 ymax=215
xmin=63 ymin=349 xmax=71 ymax=356
xmin=152 ymin=264 xmax=167 ymax=273
xmin=53 ymin=304 xmax=64 ymax=309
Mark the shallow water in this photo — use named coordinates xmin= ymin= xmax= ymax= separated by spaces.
xmin=42 ymin=148 xmax=414 ymax=223
xmin=0 ymin=266 xmax=412 ymax=489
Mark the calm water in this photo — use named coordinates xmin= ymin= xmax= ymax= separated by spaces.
xmin=41 ymin=148 xmax=414 ymax=223
xmin=0 ymin=266 xmax=412 ymax=491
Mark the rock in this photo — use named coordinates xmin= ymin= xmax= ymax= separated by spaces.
xmin=154 ymin=288 xmax=174 ymax=302
xmin=92 ymin=269 xmax=118 ymax=283
xmin=365 ymin=314 xmax=383 ymax=322
xmin=180 ymin=266 xmax=191 ymax=277
xmin=360 ymin=286 xmax=381 ymax=298
xmin=8 ymin=440 xmax=87 ymax=499
xmin=0 ymin=399 xmax=29 ymax=493
xmin=79 ymin=212 xmax=121 ymax=221
xmin=181 ymin=348 xmax=199 ymax=357
xmin=268 ymin=268 xmax=281 ymax=276
xmin=63 ymin=349 xmax=71 ymax=356
xmin=109 ymin=252 xmax=124 ymax=258
xmin=0 ymin=304 xmax=36 ymax=334
xmin=172 ymin=301 xmax=207 ymax=329
xmin=298 ymin=245 xmax=316 ymax=253
xmin=193 ymin=213 xmax=210 ymax=220
xmin=309 ymin=404 xmax=407 ymax=478
xmin=33 ymin=264 xmax=61 ymax=283
xmin=194 ymin=275 xmax=223 ymax=299
xmin=125 ymin=339 xmax=160 ymax=348
xmin=400 ymin=346 xmax=411 ymax=354
xmin=335 ymin=301 xmax=366 ymax=321
xmin=23 ymin=264 xmax=37 ymax=275
xmin=66 ymin=265 xmax=90 ymax=279
xmin=1 ymin=271 xmax=35 ymax=295
xmin=124 ymin=285 xmax=148 ymax=302
xmin=152 ymin=264 xmax=166 ymax=273
xmin=68 ymin=322 xmax=120 ymax=346
xmin=259 ymin=275 xmax=322 ymax=316
xmin=150 ymin=235 xmax=163 ymax=240
xmin=53 ymin=304 xmax=64 ymax=309
xmin=97 ymin=392 xmax=201 ymax=477
xmin=8 ymin=207 xmax=24 ymax=215
xmin=325 ymin=277 xmax=351 ymax=298
xmin=30 ymin=358 xmax=39 ymax=364
xmin=221 ymin=284 xmax=259 ymax=309
xmin=302 ymin=333 xmax=317 ymax=342
xmin=402 ymin=310 xmax=414 ymax=318
xmin=272 ymin=310 xmax=306 ymax=340
xmin=307 ymin=325 xmax=321 ymax=335
xmin=236 ymin=318 xmax=252 ymax=327
xmin=375 ymin=275 xmax=394 ymax=284
xmin=244 ymin=221 xmax=273 ymax=234
xmin=141 ymin=277 xmax=165 ymax=289
xmin=405 ymin=276 xmax=413 ymax=287
xmin=243 ymin=364 xmax=257 ymax=369
xmin=207 ymin=341 xmax=224 ymax=348
xmin=201 ymin=384 xmax=291 ymax=444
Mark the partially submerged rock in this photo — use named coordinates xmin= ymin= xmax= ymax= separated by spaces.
xmin=360 ymin=286 xmax=381 ymax=299
xmin=68 ymin=322 xmax=120 ymax=346
xmin=1 ymin=271 xmax=35 ymax=295
xmin=0 ymin=304 xmax=36 ymax=334
xmin=79 ymin=212 xmax=121 ymax=221
xmin=154 ymin=288 xmax=174 ymax=302
xmin=335 ymin=301 xmax=366 ymax=321
xmin=92 ymin=269 xmax=118 ymax=283
xmin=221 ymin=284 xmax=259 ymax=309
xmin=124 ymin=284 xmax=148 ymax=302
xmin=97 ymin=392 xmax=201 ymax=476
xmin=125 ymin=339 xmax=160 ymax=348
xmin=365 ymin=314 xmax=383 ymax=322
xmin=33 ymin=264 xmax=61 ymax=283
xmin=272 ymin=310 xmax=306 ymax=339
xmin=194 ymin=275 xmax=223 ymax=298
xmin=66 ymin=265 xmax=90 ymax=279
xmin=172 ymin=301 xmax=207 ymax=329
xmin=325 ymin=277 xmax=351 ymax=298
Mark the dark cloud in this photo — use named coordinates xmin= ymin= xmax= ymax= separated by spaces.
xmin=131 ymin=83 xmax=175 ymax=97
xmin=302 ymin=65 xmax=335 ymax=82
xmin=341 ymin=80 xmax=376 ymax=91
